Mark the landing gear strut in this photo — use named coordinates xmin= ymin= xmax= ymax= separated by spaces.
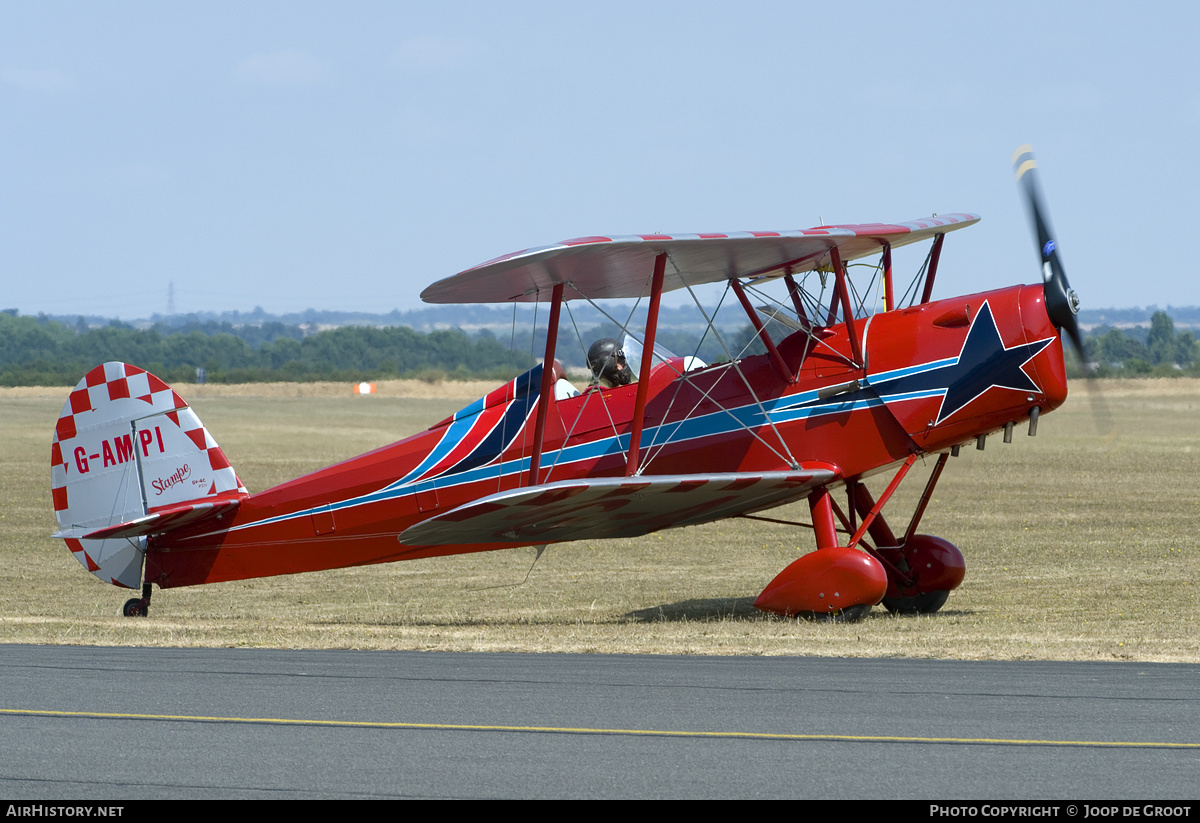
xmin=844 ymin=457 xmax=965 ymax=616
xmin=754 ymin=453 xmax=966 ymax=620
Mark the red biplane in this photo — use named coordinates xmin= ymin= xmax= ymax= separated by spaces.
xmin=50 ymin=148 xmax=1080 ymax=620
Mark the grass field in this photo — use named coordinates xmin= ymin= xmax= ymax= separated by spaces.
xmin=3 ymin=378 xmax=1198 ymax=660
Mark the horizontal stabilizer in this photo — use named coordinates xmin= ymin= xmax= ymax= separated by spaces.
xmin=53 ymin=499 xmax=243 ymax=541
xmin=398 ymin=468 xmax=837 ymax=547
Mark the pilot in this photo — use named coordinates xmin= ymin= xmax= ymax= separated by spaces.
xmin=587 ymin=338 xmax=633 ymax=388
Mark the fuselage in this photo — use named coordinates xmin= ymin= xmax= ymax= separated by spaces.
xmin=145 ymin=282 xmax=1067 ymax=588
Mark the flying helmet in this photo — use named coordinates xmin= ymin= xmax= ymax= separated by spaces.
xmin=587 ymin=338 xmax=631 ymax=387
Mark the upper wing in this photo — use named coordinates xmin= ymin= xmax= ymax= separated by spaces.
xmin=397 ymin=468 xmax=836 ymax=547
xmin=422 ymin=214 xmax=980 ymax=304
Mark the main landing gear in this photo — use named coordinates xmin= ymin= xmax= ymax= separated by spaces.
xmin=883 ymin=589 xmax=949 ymax=616
xmin=122 ymin=583 xmax=153 ymax=617
xmin=877 ymin=535 xmax=964 ymax=615
xmin=754 ymin=453 xmax=965 ymax=621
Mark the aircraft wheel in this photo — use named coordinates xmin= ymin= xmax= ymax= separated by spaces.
xmin=122 ymin=598 xmax=148 ymax=618
xmin=804 ymin=604 xmax=872 ymax=623
xmin=882 ymin=590 xmax=949 ymax=615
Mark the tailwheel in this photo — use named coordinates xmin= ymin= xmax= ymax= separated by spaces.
xmin=122 ymin=598 xmax=148 ymax=617
xmin=121 ymin=583 xmax=152 ymax=618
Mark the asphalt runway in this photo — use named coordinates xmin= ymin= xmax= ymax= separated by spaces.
xmin=1 ymin=645 xmax=1197 ymax=799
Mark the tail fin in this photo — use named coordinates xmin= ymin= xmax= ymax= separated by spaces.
xmin=50 ymin=363 xmax=247 ymax=588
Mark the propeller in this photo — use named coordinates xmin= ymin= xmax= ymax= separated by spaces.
xmin=1012 ymin=145 xmax=1086 ymax=366
xmin=1013 ymin=145 xmax=1115 ymax=441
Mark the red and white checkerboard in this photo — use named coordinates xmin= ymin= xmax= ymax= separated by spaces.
xmin=51 ymin=363 xmax=247 ymax=588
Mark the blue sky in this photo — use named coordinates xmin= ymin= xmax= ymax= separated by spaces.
xmin=2 ymin=1 xmax=1196 ymax=319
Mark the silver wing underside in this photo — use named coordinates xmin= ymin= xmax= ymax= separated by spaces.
xmin=397 ymin=469 xmax=837 ymax=547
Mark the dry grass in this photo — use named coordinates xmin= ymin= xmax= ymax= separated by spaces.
xmin=2 ymin=379 xmax=1198 ymax=660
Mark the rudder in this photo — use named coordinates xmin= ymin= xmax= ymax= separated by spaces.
xmin=50 ymin=363 xmax=247 ymax=588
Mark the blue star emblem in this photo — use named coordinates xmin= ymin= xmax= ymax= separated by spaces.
xmin=869 ymin=301 xmax=1056 ymax=424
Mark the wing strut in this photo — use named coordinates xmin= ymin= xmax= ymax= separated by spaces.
xmin=528 ymin=281 xmax=563 ymax=486
xmin=829 ymin=247 xmax=864 ymax=366
xmin=731 ymin=278 xmax=795 ymax=384
xmin=882 ymin=242 xmax=894 ymax=312
xmin=783 ymin=274 xmax=812 ymax=329
xmin=919 ymin=232 xmax=946 ymax=304
xmin=625 ymin=253 xmax=666 ymax=476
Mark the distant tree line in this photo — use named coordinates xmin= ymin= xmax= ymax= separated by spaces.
xmin=1078 ymin=311 xmax=1198 ymax=377
xmin=0 ymin=310 xmax=748 ymax=387
xmin=2 ymin=308 xmax=1198 ymax=387
xmin=0 ymin=312 xmax=533 ymax=386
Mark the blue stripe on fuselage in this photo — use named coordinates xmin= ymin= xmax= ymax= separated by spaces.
xmin=228 ymin=366 xmax=944 ymax=534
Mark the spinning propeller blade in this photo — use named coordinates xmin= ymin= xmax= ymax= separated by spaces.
xmin=1014 ymin=146 xmax=1116 ymax=440
xmin=1012 ymin=145 xmax=1085 ymax=366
